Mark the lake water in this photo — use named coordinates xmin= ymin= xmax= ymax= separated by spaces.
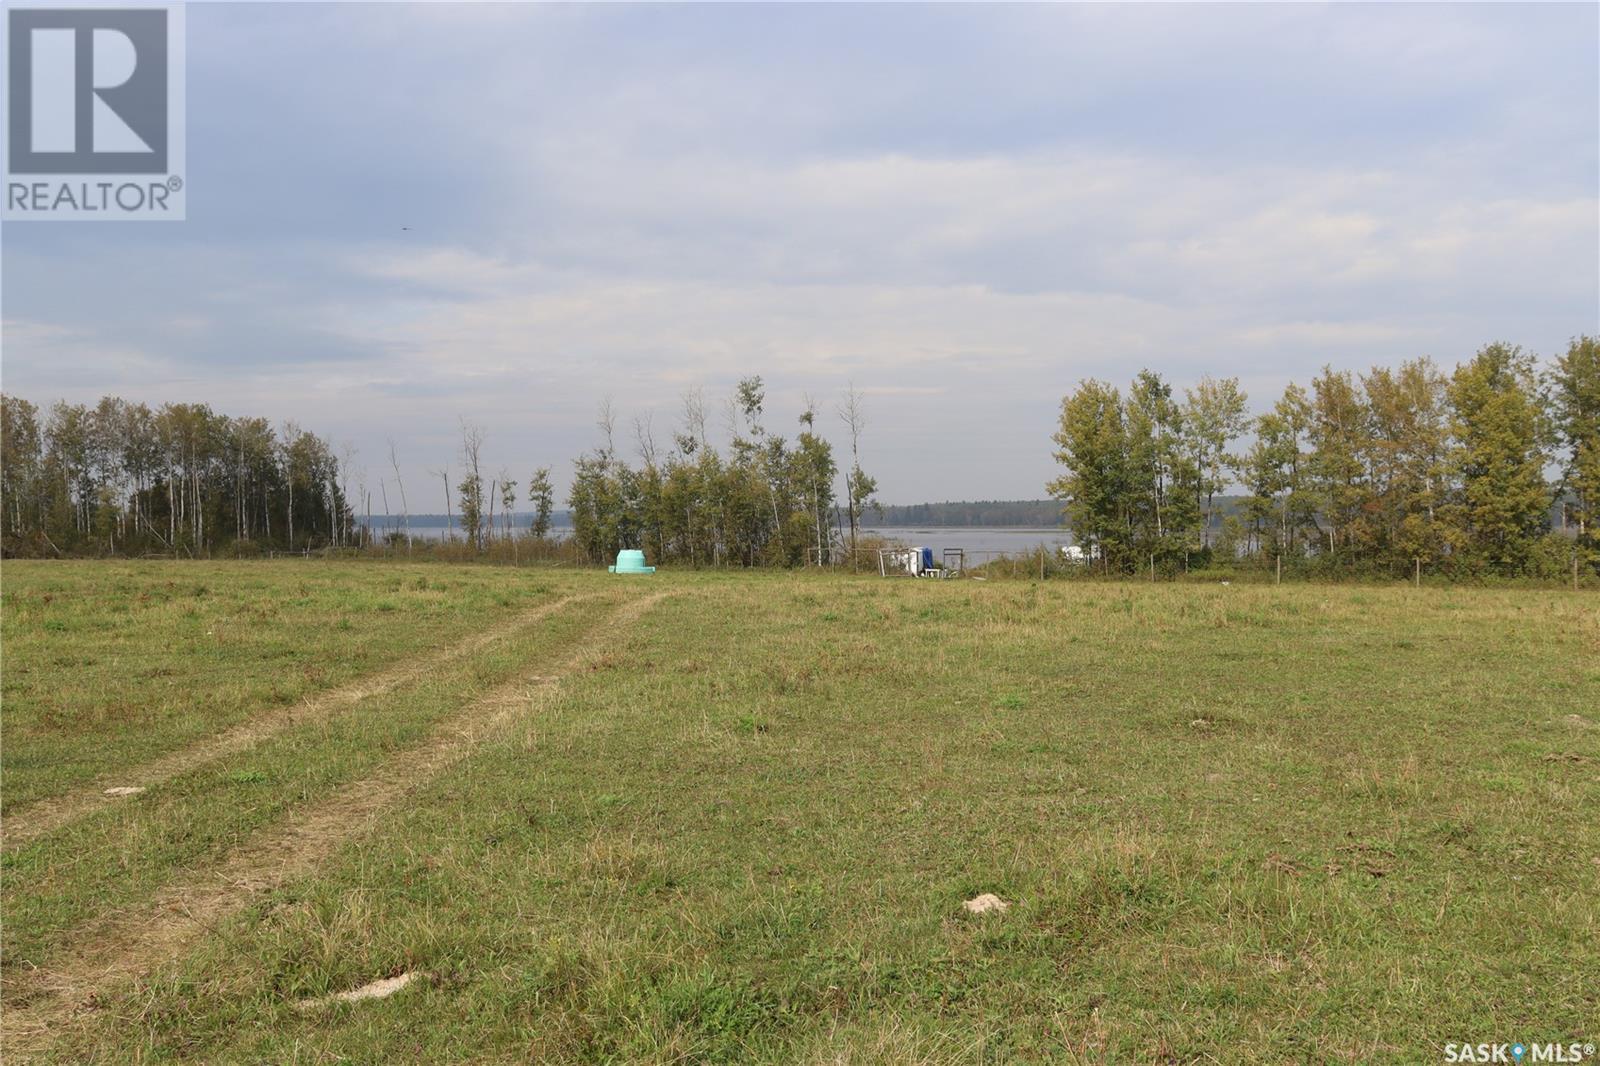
xmin=365 ymin=520 xmax=560 ymax=542
xmin=862 ymin=526 xmax=1073 ymax=557
xmin=367 ymin=521 xmax=1072 ymax=558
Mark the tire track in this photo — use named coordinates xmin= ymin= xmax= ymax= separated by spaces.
xmin=2 ymin=593 xmax=594 ymax=853
xmin=0 ymin=591 xmax=668 ymax=1057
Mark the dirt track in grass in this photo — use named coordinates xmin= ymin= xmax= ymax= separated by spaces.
xmin=0 ymin=594 xmax=591 ymax=852
xmin=0 ymin=591 xmax=668 ymax=1057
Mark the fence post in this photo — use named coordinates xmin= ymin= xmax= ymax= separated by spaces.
xmin=1414 ymin=557 xmax=1420 ymax=588
xmin=1276 ymin=554 xmax=1281 ymax=585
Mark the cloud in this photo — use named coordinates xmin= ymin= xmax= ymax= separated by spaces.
xmin=2 ymin=2 xmax=1595 ymax=505
xmin=1232 ymin=321 xmax=1430 ymax=350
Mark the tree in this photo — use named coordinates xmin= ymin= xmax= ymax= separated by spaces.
xmin=568 ymin=400 xmax=631 ymax=563
xmin=1243 ymin=384 xmax=1315 ymax=560
xmin=728 ymin=376 xmax=791 ymax=564
xmin=47 ymin=401 xmax=95 ymax=538
xmin=388 ymin=439 xmax=412 ymax=552
xmin=793 ymin=401 xmax=838 ymax=565
xmin=1307 ymin=367 xmax=1369 ymax=560
xmin=1360 ymin=358 xmax=1451 ymax=570
xmin=1048 ymin=380 xmax=1129 ymax=571
xmin=843 ymin=464 xmax=877 ymax=556
xmin=527 ymin=466 xmax=554 ymax=538
xmin=668 ymin=389 xmax=716 ymax=565
xmin=568 ymin=450 xmax=628 ymax=562
xmin=1447 ymin=343 xmax=1550 ymax=572
xmin=457 ymin=421 xmax=486 ymax=551
xmin=1 ymin=391 xmax=350 ymax=558
xmin=838 ymin=385 xmax=877 ymax=562
xmin=1181 ymin=376 xmax=1249 ymax=550
xmin=1123 ymin=370 xmax=1198 ymax=566
xmin=2 ymin=396 xmax=43 ymax=543
xmin=1550 ymin=336 xmax=1599 ymax=563
xmin=430 ymin=467 xmax=454 ymax=542
xmin=633 ymin=414 xmax=668 ymax=562
xmin=498 ymin=471 xmax=517 ymax=541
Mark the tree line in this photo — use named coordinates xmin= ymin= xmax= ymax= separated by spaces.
xmin=7 ymin=339 xmax=1595 ymax=579
xmin=1 ymin=396 xmax=355 ymax=557
xmin=0 ymin=377 xmax=880 ymax=565
xmin=561 ymin=378 xmax=878 ymax=567
xmin=1049 ymin=338 xmax=1598 ymax=578
xmin=871 ymin=500 xmax=1064 ymax=527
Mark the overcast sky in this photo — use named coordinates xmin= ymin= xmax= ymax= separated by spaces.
xmin=3 ymin=2 xmax=1597 ymax=507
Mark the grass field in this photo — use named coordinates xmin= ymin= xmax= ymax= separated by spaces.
xmin=2 ymin=561 xmax=1597 ymax=1063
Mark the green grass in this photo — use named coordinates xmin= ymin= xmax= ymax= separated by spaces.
xmin=0 ymin=562 xmax=559 ymax=812
xmin=2 ymin=591 xmax=614 ymax=970
xmin=2 ymin=561 xmax=1597 ymax=1063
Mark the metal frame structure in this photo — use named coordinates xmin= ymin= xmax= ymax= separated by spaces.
xmin=876 ymin=546 xmax=954 ymax=579
xmin=811 ymin=541 xmax=1074 ymax=579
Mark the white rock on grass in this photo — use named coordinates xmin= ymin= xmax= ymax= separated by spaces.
xmin=295 ymin=972 xmax=421 ymax=1010
xmin=962 ymin=893 xmax=1010 ymax=915
xmin=103 ymin=786 xmax=145 ymax=797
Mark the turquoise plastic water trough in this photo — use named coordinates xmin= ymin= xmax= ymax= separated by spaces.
xmin=608 ymin=549 xmax=656 ymax=574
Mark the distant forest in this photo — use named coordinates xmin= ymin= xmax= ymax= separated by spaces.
xmin=392 ymin=512 xmax=575 ymax=529
xmin=867 ymin=494 xmax=1578 ymax=533
xmin=0 ymin=377 xmax=882 ymax=566
xmin=398 ymin=501 xmax=1060 ymax=530
xmin=1050 ymin=339 xmax=1597 ymax=579
xmin=3 ymin=338 xmax=1595 ymax=581
xmin=381 ymin=497 xmax=1284 ymax=531
xmin=869 ymin=500 xmax=1063 ymax=526
xmin=869 ymin=497 xmax=1275 ymax=529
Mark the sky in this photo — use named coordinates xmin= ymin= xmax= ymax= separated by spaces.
xmin=3 ymin=2 xmax=1597 ymax=508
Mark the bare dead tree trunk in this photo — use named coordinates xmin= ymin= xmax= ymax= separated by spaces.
xmin=388 ymin=439 xmax=411 ymax=553
xmin=460 ymin=420 xmax=486 ymax=550
xmin=430 ymin=468 xmax=453 ymax=542
xmin=839 ymin=384 xmax=867 ymax=558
